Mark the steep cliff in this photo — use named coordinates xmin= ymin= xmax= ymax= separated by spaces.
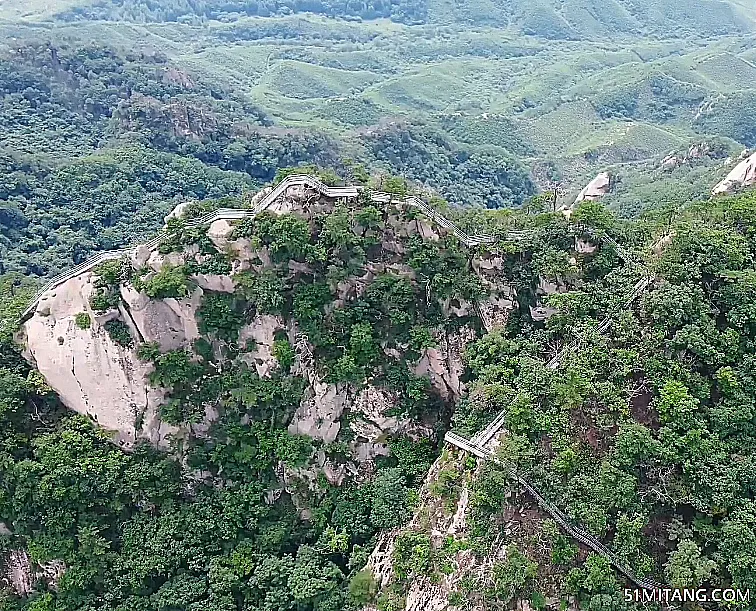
xmin=9 ymin=177 xmax=628 ymax=609
xmin=363 ymin=449 xmax=576 ymax=611
xmin=19 ymin=181 xmax=564 ymax=474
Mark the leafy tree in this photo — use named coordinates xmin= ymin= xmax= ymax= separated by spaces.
xmin=75 ymin=312 xmax=91 ymax=330
xmin=105 ymin=320 xmax=134 ymax=347
xmin=567 ymin=555 xmax=619 ymax=597
xmin=392 ymin=532 xmax=433 ymax=582
xmin=664 ymin=540 xmax=718 ymax=588
xmin=572 ymin=201 xmax=616 ymax=232
xmin=89 ymin=288 xmax=121 ymax=313
xmin=288 ymin=545 xmax=343 ymax=605
xmin=272 ymin=338 xmax=295 ymax=371
xmin=491 ymin=545 xmax=538 ymax=603
xmin=370 ymin=468 xmax=415 ymax=530
xmin=235 ymin=269 xmax=287 ymax=314
xmin=348 ymin=569 xmax=378 ymax=605
xmin=655 ymin=380 xmax=699 ymax=428
xmin=718 ymin=502 xmax=756 ymax=591
xmin=198 ymin=292 xmax=245 ymax=342
xmin=136 ymin=265 xmax=192 ymax=300
xmin=0 ymin=369 xmax=31 ymax=419
xmin=145 ymin=348 xmax=204 ymax=390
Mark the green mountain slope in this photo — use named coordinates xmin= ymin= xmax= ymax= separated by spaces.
xmin=6 ymin=0 xmax=754 ymax=41
xmin=4 ymin=173 xmax=756 ymax=610
xmin=428 ymin=0 xmax=755 ymax=38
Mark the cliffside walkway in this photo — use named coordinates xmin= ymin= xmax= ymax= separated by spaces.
xmin=444 ymin=432 xmax=666 ymax=590
xmin=20 ymin=174 xmax=533 ymax=320
xmin=19 ymin=172 xmax=669 ymax=588
xmin=457 ymin=231 xmax=669 ymax=589
xmin=474 ymin=262 xmax=656 ymax=447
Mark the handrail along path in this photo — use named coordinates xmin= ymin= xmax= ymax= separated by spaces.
xmin=445 ymin=433 xmax=665 ymax=590
xmin=19 ymin=173 xmax=664 ymax=589
xmin=458 ymin=227 xmax=665 ymax=588
xmin=21 ymin=174 xmax=531 ymax=321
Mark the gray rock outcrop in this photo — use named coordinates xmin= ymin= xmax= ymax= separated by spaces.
xmin=529 ymin=275 xmax=568 ymax=322
xmin=164 ymin=200 xmax=193 ymax=224
xmin=289 ymin=380 xmax=349 ymax=444
xmin=207 ymin=219 xmax=235 ymax=249
xmin=120 ymin=285 xmax=203 ymax=352
xmin=1 ymin=550 xmax=65 ymax=596
xmin=193 ymin=273 xmax=236 ymax=293
xmin=712 ymin=151 xmax=756 ymax=195
xmin=17 ymin=180 xmax=534 ymax=485
xmin=362 ymin=448 xmax=547 ymax=611
xmin=575 ymin=237 xmax=598 ymax=254
xmin=239 ymin=314 xmax=285 ymax=377
xmin=573 ymin=172 xmax=611 ymax=205
xmin=414 ymin=326 xmax=476 ymax=401
xmin=22 ymin=272 xmax=172 ymax=448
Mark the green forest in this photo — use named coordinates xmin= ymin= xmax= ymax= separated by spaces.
xmin=4 ymin=182 xmax=756 ymax=609
xmin=2 ymin=0 xmax=756 ymax=609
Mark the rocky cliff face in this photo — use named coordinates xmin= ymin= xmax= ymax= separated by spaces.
xmin=362 ymin=448 xmax=583 ymax=611
xmin=712 ymin=150 xmax=756 ymax=195
xmin=365 ymin=450 xmax=476 ymax=611
xmin=21 ymin=272 xmax=171 ymax=448
xmin=0 ymin=522 xmax=65 ymax=599
xmin=0 ymin=553 xmax=65 ymax=598
xmin=19 ymin=183 xmax=537 ymax=465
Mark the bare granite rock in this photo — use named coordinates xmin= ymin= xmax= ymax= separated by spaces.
xmin=1 ymin=550 xmax=66 ymax=596
xmin=192 ymin=273 xmax=236 ymax=293
xmin=414 ymin=326 xmax=476 ymax=401
xmin=288 ymin=381 xmax=348 ymax=443
xmin=120 ymin=284 xmax=203 ymax=352
xmin=575 ymin=237 xmax=598 ymax=254
xmin=238 ymin=314 xmax=285 ymax=377
xmin=362 ymin=449 xmax=542 ymax=611
xmin=22 ymin=272 xmax=172 ymax=448
xmin=164 ymin=200 xmax=193 ymax=224
xmin=415 ymin=218 xmax=440 ymax=241
xmin=131 ymin=244 xmax=152 ymax=268
xmin=207 ymin=219 xmax=235 ymax=250
xmin=146 ymin=249 xmax=188 ymax=273
xmin=478 ymin=293 xmax=516 ymax=331
xmin=351 ymin=385 xmax=400 ymax=434
xmin=530 ymin=304 xmax=559 ymax=322
xmin=712 ymin=151 xmax=756 ymax=195
xmin=573 ymin=172 xmax=611 ymax=205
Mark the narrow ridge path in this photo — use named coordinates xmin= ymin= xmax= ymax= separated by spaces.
xmin=20 ymin=174 xmax=533 ymax=320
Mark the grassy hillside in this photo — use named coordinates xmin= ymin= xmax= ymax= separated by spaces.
xmin=5 ymin=0 xmax=755 ymax=39
xmin=4 ymin=19 xmax=753 ymax=181
xmin=1 ymin=0 xmax=755 ymax=227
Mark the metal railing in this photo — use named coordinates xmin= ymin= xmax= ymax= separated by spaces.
xmin=456 ymin=232 xmax=667 ymax=589
xmin=445 ymin=432 xmax=666 ymax=590
xmin=20 ymin=174 xmax=531 ymax=321
xmin=544 ymin=275 xmax=653 ymax=370
xmin=474 ymin=272 xmax=654 ymax=446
